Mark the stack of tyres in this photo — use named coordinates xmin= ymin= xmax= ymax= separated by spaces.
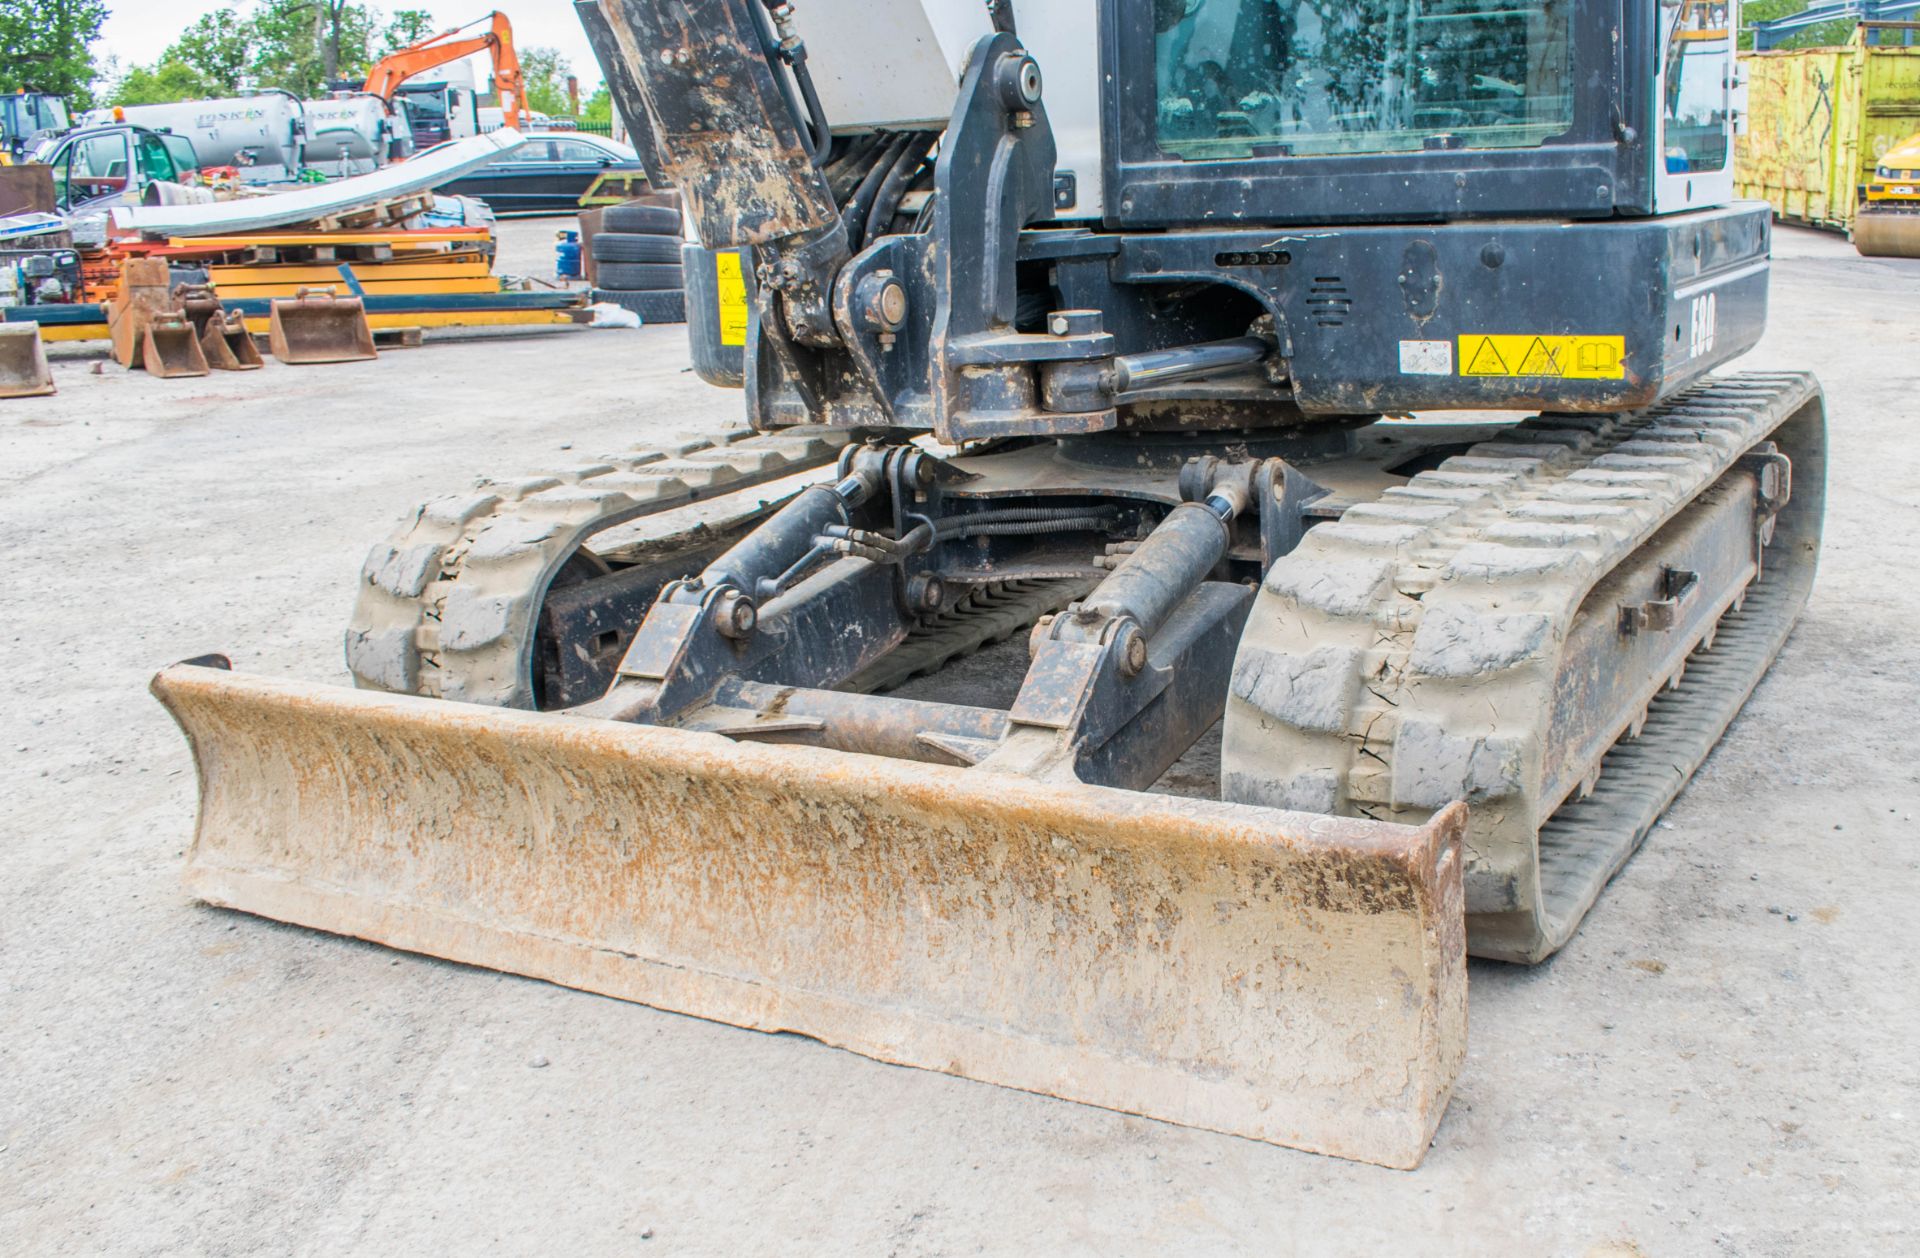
xmin=590 ymin=202 xmax=685 ymax=324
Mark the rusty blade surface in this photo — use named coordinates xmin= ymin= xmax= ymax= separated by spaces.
xmin=151 ymin=664 xmax=1467 ymax=1168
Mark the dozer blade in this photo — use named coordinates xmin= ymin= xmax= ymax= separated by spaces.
xmin=201 ymin=311 xmax=264 ymax=371
xmin=0 ymin=323 xmax=55 ymax=398
xmin=269 ymin=286 xmax=377 ymax=365
xmin=152 ymin=662 xmax=1468 ymax=1169
xmin=1853 ymin=208 xmax=1920 ymax=258
xmin=139 ymin=312 xmax=210 ymax=378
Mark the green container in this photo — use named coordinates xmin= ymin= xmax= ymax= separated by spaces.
xmin=1737 ymin=26 xmax=1920 ymax=231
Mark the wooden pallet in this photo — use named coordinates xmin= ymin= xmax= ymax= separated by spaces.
xmin=371 ymin=325 xmax=425 ymax=348
xmin=304 ymin=194 xmax=436 ymax=233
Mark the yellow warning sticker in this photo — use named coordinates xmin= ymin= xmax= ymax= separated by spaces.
xmin=715 ymin=250 xmax=750 ymax=347
xmin=1457 ymin=334 xmax=1626 ymax=380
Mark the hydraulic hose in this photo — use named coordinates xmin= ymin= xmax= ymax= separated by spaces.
xmin=864 ymin=132 xmax=936 ymax=245
xmin=844 ymin=132 xmax=913 ymax=251
xmin=929 ymin=504 xmax=1124 ymax=539
xmin=827 ymin=133 xmax=889 ymax=205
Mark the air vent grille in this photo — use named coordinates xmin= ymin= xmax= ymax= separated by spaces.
xmin=1307 ymin=277 xmax=1352 ymax=328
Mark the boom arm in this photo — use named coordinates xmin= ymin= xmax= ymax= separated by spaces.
xmin=363 ymin=11 xmax=528 ymax=131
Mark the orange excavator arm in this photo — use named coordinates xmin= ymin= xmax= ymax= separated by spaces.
xmin=363 ymin=11 xmax=529 ymax=131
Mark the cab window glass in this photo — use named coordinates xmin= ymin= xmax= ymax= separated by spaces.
xmin=161 ymin=135 xmax=199 ymax=174
xmin=1154 ymin=0 xmax=1575 ymax=160
xmin=137 ymin=131 xmax=179 ymax=183
xmin=60 ymin=133 xmax=132 ymax=205
xmin=1660 ymin=1 xmax=1731 ymax=173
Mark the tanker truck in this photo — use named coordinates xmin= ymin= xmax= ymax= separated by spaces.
xmin=80 ymin=92 xmax=305 ymax=183
xmin=302 ymin=93 xmax=414 ymax=178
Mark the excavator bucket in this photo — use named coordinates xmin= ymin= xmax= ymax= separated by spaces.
xmin=0 ymin=324 xmax=55 ymax=398
xmin=171 ymin=283 xmax=225 ymax=339
xmin=1853 ymin=209 xmax=1920 ymax=258
xmin=201 ymin=310 xmax=264 ymax=371
xmin=139 ymin=312 xmax=211 ymax=379
xmin=152 ymin=661 xmax=1468 ymax=1169
xmin=269 ymin=286 xmax=377 ymax=365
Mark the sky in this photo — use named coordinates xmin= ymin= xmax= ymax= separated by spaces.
xmin=97 ymin=1 xmax=606 ymax=94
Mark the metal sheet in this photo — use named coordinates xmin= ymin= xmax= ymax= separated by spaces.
xmin=152 ymin=663 xmax=1468 ymax=1169
xmin=111 ymin=130 xmax=526 ymax=237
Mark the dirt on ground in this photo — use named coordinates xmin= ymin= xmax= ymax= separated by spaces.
xmin=1 ymin=224 xmax=1916 ymax=1256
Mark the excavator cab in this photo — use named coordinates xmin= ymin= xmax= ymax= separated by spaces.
xmin=156 ymin=0 xmax=1824 ymax=1168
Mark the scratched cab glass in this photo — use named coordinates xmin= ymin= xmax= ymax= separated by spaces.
xmin=1153 ymin=0 xmax=1575 ymax=159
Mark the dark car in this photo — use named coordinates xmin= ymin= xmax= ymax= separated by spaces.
xmin=431 ymin=132 xmax=644 ymax=215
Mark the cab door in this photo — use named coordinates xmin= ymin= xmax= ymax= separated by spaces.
xmin=50 ymin=130 xmax=133 ymax=211
xmin=1653 ymin=0 xmax=1739 ymax=213
xmin=135 ymin=129 xmax=182 ymax=186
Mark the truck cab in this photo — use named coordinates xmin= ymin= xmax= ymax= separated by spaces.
xmin=0 ymin=92 xmax=70 ymax=162
xmin=393 ymin=78 xmax=481 ymax=148
xmin=27 ymin=124 xmax=200 ymax=213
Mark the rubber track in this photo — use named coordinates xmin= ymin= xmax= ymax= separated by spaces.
xmin=345 ymin=426 xmax=853 ymax=708
xmin=840 ymin=577 xmax=1097 ymax=695
xmin=1532 ymin=566 xmax=1805 ymax=953
xmin=1222 ymin=371 xmax=1823 ymax=960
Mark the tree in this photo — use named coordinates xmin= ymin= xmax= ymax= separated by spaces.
xmin=113 ymin=57 xmax=215 ymax=107
xmin=0 ymin=0 xmax=109 ymax=107
xmin=172 ymin=7 xmax=254 ymax=97
xmin=381 ymin=8 xmax=437 ymax=55
xmin=517 ymin=46 xmax=573 ymax=117
xmin=249 ymin=0 xmax=379 ymax=96
xmin=104 ymin=2 xmax=541 ymax=109
xmin=109 ymin=1 xmax=386 ymax=106
xmin=582 ymin=86 xmax=614 ymax=126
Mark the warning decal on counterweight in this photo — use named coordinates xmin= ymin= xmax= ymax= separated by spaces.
xmin=1458 ymin=334 xmax=1626 ymax=380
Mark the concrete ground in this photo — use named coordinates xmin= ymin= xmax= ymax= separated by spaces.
xmin=2 ymin=223 xmax=1916 ymax=1256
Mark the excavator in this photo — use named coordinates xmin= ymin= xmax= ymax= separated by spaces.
xmin=152 ymin=0 xmax=1827 ymax=1168
xmin=362 ymin=10 xmax=529 ymax=139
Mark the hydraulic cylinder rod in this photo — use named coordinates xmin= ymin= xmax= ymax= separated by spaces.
xmin=1056 ymin=470 xmax=1253 ymax=648
xmin=1110 ymin=336 xmax=1270 ymax=392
